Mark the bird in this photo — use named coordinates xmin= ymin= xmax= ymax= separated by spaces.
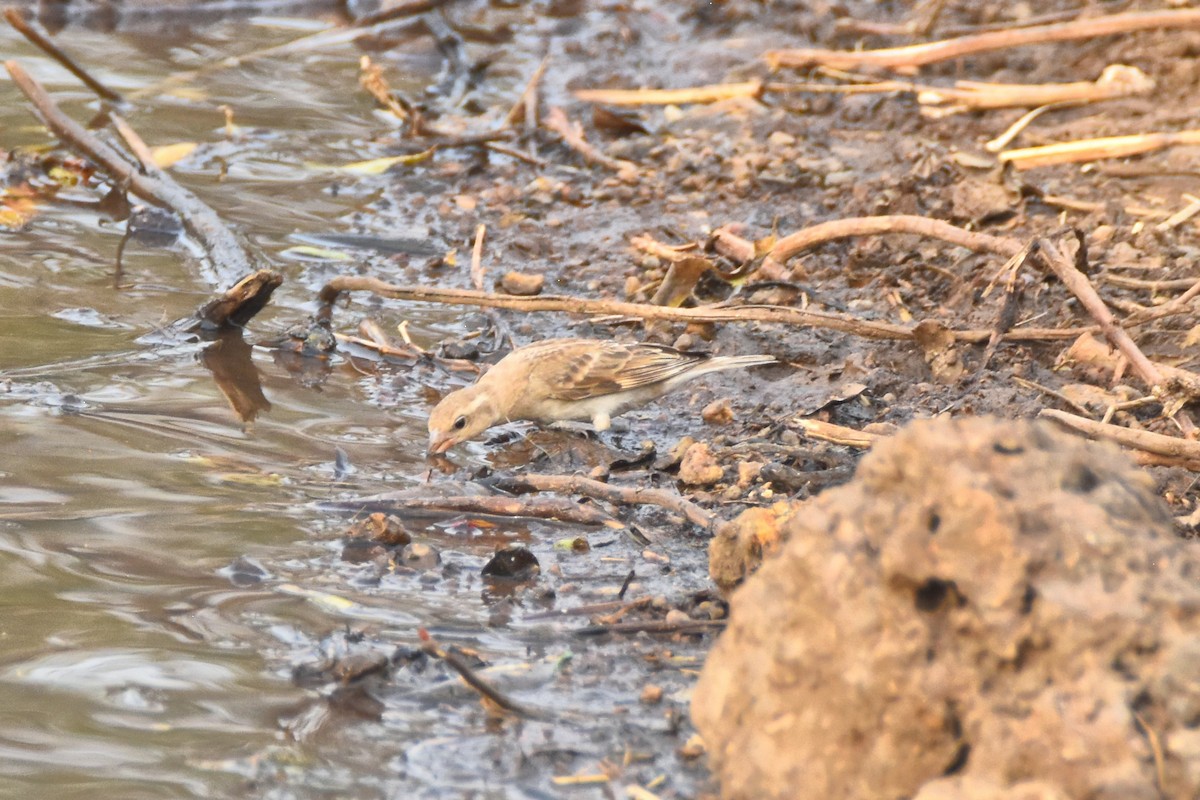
xmin=427 ymin=338 xmax=776 ymax=454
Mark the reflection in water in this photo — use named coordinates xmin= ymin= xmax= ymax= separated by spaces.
xmin=200 ymin=331 xmax=272 ymax=423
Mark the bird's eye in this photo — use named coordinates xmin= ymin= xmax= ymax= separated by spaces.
xmin=453 ymin=416 xmax=467 ymax=430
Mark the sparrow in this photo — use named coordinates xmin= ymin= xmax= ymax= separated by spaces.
xmin=427 ymin=338 xmax=776 ymax=454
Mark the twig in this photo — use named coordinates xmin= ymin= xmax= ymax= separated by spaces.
xmin=506 ymin=55 xmax=549 ymax=130
xmin=317 ymin=274 xmax=1084 ymax=344
xmin=1041 ymin=409 xmax=1200 ymax=465
xmin=3 ymin=8 xmax=122 ymax=102
xmin=1156 ymin=194 xmax=1200 ymax=232
xmin=574 ymin=619 xmax=725 ymax=636
xmin=322 ymin=493 xmax=621 ymax=527
xmin=417 ymin=628 xmax=549 ymax=719
xmin=795 ymin=419 xmax=881 ymax=449
xmin=353 ymin=0 xmax=452 ymax=28
xmin=1034 ymin=238 xmax=1166 ymax=394
xmin=470 ymin=223 xmax=486 ymax=291
xmin=573 ymin=80 xmax=763 ymax=106
xmin=543 ymin=106 xmax=637 ymax=180
xmin=765 ymin=8 xmax=1200 ymax=71
xmin=1000 ymin=130 xmax=1200 ymax=170
xmin=489 ymin=473 xmax=716 ymax=530
xmin=918 ymin=64 xmax=1153 ymax=111
xmin=5 ymin=60 xmax=255 ymax=285
xmin=107 ymin=112 xmax=158 ymax=168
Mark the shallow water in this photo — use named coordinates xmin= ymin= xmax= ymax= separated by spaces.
xmin=1 ymin=9 xmax=716 ymax=797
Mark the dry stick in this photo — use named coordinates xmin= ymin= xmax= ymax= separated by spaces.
xmin=1034 ymin=238 xmax=1165 ymax=393
xmin=491 ymin=473 xmax=717 ymax=530
xmin=416 ymin=629 xmax=549 ymax=720
xmin=345 ymin=494 xmax=620 ymax=527
xmin=505 ymin=54 xmax=549 ymax=130
xmin=469 ymin=223 xmax=486 ymax=291
xmin=765 ymin=8 xmax=1200 ymax=70
xmin=3 ymin=8 xmax=122 ymax=103
xmin=352 ymin=0 xmax=452 ymax=28
xmin=1041 ymin=409 xmax=1200 ymax=464
xmin=319 ymin=271 xmax=1086 ymax=344
xmin=542 ymin=106 xmax=636 ymax=179
xmin=5 ymin=61 xmax=254 ymax=285
xmin=1001 ymin=130 xmax=1200 ymax=170
xmin=573 ymin=80 xmax=764 ymax=106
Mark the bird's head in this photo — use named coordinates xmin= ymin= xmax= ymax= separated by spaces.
xmin=427 ymin=384 xmax=500 ymax=455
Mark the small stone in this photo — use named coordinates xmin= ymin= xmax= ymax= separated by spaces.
xmin=499 ymin=271 xmax=544 ymax=296
xmin=665 ymin=608 xmax=691 ymax=626
xmin=640 ymin=684 xmax=664 ymax=705
xmin=737 ymin=461 xmax=763 ymax=487
xmin=702 ymin=398 xmax=734 ymax=425
xmin=767 ymin=131 xmax=795 ymax=147
xmin=678 ymin=734 xmax=706 ymax=759
xmin=679 ymin=441 xmax=724 ymax=485
xmin=398 ymin=542 xmax=440 ymax=570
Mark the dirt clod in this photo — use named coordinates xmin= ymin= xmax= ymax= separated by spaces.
xmin=678 ymin=441 xmax=724 ymax=486
xmin=694 ymin=416 xmax=1200 ymax=800
xmin=701 ymin=398 xmax=734 ymax=425
xmin=498 ymin=270 xmax=545 ymax=295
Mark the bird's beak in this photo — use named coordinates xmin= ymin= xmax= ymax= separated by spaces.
xmin=427 ymin=432 xmax=454 ymax=456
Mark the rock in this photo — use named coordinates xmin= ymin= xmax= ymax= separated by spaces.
xmin=701 ymin=398 xmax=734 ymax=425
xmin=398 ymin=542 xmax=440 ymax=571
xmin=481 ymin=544 xmax=540 ymax=581
xmin=499 ymin=270 xmax=544 ymax=295
xmin=708 ymin=501 xmax=803 ymax=591
xmin=639 ymin=684 xmax=663 ymax=705
xmin=678 ymin=441 xmax=724 ymax=486
xmin=694 ymin=417 xmax=1196 ymax=800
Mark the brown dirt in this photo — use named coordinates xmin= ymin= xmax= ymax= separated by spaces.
xmin=693 ymin=416 xmax=1200 ymax=799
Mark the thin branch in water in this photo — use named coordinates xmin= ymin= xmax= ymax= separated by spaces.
xmin=3 ymin=7 xmax=122 ymax=102
xmin=417 ymin=628 xmax=549 ymax=720
xmin=5 ymin=60 xmax=255 ymax=286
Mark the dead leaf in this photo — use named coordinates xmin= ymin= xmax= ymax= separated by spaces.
xmin=650 ymin=255 xmax=712 ymax=306
xmin=151 ymin=142 xmax=198 ymax=169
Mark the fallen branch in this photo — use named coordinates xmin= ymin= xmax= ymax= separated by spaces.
xmin=1041 ymin=409 xmax=1200 ymax=467
xmin=1034 ymin=239 xmax=1167 ymax=397
xmin=574 ymin=618 xmax=725 ymax=636
xmin=573 ymin=80 xmax=763 ymax=106
xmin=1000 ymin=130 xmax=1200 ymax=170
xmin=795 ymin=418 xmax=883 ymax=449
xmin=5 ymin=60 xmax=255 ymax=285
xmin=489 ymin=472 xmax=717 ymax=530
xmin=3 ymin=8 xmax=122 ymax=102
xmin=417 ymin=628 xmax=549 ymax=720
xmin=543 ymin=106 xmax=637 ymax=181
xmin=317 ymin=273 xmax=1088 ymax=344
xmin=918 ymin=64 xmax=1153 ymax=111
xmin=323 ymin=493 xmax=621 ymax=527
xmin=765 ymin=8 xmax=1200 ymax=71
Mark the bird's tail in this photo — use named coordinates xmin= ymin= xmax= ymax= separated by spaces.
xmin=691 ymin=353 xmax=778 ymax=377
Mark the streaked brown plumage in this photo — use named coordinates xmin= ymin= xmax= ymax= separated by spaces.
xmin=427 ymin=338 xmax=776 ymax=454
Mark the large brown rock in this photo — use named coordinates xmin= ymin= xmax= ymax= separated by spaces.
xmin=693 ymin=416 xmax=1200 ymax=799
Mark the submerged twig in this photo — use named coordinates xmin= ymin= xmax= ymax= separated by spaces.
xmin=417 ymin=629 xmax=549 ymax=720
xmin=5 ymin=60 xmax=255 ymax=285
xmin=3 ymin=8 xmax=122 ymax=102
xmin=490 ymin=473 xmax=717 ymax=530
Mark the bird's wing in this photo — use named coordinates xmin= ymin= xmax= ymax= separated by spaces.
xmin=538 ymin=341 xmax=708 ymax=400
